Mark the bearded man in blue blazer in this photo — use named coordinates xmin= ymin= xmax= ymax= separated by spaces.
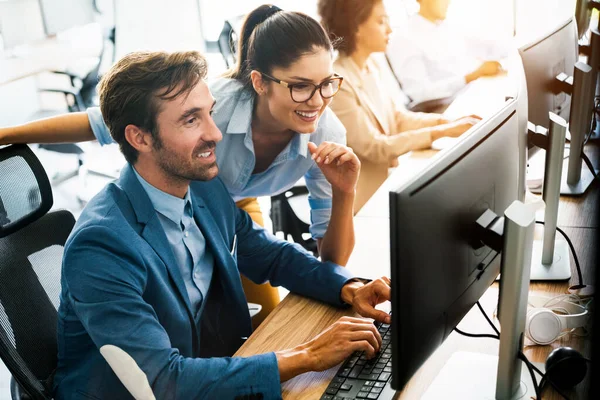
xmin=53 ymin=51 xmax=392 ymax=400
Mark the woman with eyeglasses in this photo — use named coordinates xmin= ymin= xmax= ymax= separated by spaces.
xmin=318 ymin=0 xmax=480 ymax=212
xmin=0 ymin=5 xmax=358 ymax=325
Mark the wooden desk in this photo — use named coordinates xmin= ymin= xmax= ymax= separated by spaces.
xmin=0 ymin=27 xmax=102 ymax=86
xmin=235 ymin=73 xmax=595 ymax=399
xmin=236 ymin=144 xmax=596 ymax=399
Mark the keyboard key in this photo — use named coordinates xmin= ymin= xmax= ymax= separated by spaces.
xmin=383 ymin=366 xmax=392 ymax=373
xmin=363 ymin=380 xmax=375 ymax=387
xmin=321 ymin=396 xmax=333 ymax=400
xmin=357 ymin=393 xmax=369 ymax=399
xmin=375 ymin=362 xmax=387 ymax=369
xmin=338 ymin=368 xmax=351 ymax=378
xmin=340 ymin=384 xmax=352 ymax=391
xmin=377 ymin=372 xmax=391 ymax=382
xmin=333 ymin=377 xmax=345 ymax=384
xmin=371 ymin=387 xmax=383 ymax=394
xmin=326 ymin=387 xmax=339 ymax=395
xmin=372 ymin=368 xmax=383 ymax=374
xmin=356 ymin=359 xmax=366 ymax=366
xmin=330 ymin=382 xmax=342 ymax=389
xmin=367 ymin=393 xmax=380 ymax=399
xmin=374 ymin=382 xmax=386 ymax=388
xmin=349 ymin=366 xmax=362 ymax=379
xmin=359 ymin=373 xmax=380 ymax=381
xmin=333 ymin=397 xmax=344 ymax=400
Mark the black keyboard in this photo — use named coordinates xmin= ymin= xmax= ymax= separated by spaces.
xmin=320 ymin=314 xmax=395 ymax=400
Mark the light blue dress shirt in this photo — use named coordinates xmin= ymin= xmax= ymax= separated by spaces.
xmin=133 ymin=168 xmax=213 ymax=320
xmin=87 ymin=77 xmax=347 ymax=238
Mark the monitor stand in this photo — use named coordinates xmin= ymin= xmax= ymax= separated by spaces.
xmin=422 ymin=351 xmax=542 ymax=400
xmin=529 ymin=239 xmax=571 ymax=280
xmin=528 ymin=157 xmax=597 ymax=196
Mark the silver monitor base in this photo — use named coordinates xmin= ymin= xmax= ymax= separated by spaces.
xmin=529 ymin=239 xmax=571 ymax=280
xmin=496 ymin=239 xmax=571 ymax=281
xmin=529 ymin=158 xmax=597 ymax=196
xmin=422 ymin=352 xmax=542 ymax=400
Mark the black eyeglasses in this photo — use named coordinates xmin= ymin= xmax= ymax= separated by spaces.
xmin=260 ymin=72 xmax=344 ymax=103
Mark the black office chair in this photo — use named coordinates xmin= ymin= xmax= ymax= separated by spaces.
xmin=270 ymin=186 xmax=319 ymax=257
xmin=217 ymin=20 xmax=236 ymax=68
xmin=0 ymin=144 xmax=76 ymax=400
xmin=43 ymin=26 xmax=116 ymax=112
xmin=217 ymin=16 xmax=244 ymax=68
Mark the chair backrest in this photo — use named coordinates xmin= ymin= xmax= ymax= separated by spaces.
xmin=270 ymin=186 xmax=318 ymax=256
xmin=0 ymin=145 xmax=76 ymax=400
xmin=217 ymin=15 xmax=244 ymax=69
xmin=217 ymin=20 xmax=235 ymax=68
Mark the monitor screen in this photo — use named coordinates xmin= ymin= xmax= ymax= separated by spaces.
xmin=389 ymin=99 xmax=520 ymax=390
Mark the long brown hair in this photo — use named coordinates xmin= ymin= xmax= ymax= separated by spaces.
xmin=224 ymin=4 xmax=334 ymax=94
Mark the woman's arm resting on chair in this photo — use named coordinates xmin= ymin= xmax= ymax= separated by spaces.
xmin=0 ymin=112 xmax=95 ymax=145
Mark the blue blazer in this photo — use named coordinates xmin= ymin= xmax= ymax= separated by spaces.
xmin=53 ymin=164 xmax=355 ymax=400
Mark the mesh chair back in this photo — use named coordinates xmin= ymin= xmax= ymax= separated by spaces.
xmin=0 ymin=145 xmax=75 ymax=399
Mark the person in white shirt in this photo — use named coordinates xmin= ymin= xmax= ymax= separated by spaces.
xmin=386 ymin=0 xmax=507 ymax=104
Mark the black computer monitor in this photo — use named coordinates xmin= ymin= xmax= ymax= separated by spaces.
xmin=388 ymin=99 xmax=520 ymax=390
xmin=37 ymin=0 xmax=96 ymax=36
xmin=519 ymin=16 xmax=578 ymax=130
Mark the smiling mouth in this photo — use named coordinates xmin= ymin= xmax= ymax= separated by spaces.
xmin=197 ymin=149 xmax=214 ymax=158
xmin=295 ymin=110 xmax=319 ymax=119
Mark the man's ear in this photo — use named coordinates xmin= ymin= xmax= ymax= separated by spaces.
xmin=250 ymin=70 xmax=267 ymax=96
xmin=124 ymin=125 xmax=153 ymax=154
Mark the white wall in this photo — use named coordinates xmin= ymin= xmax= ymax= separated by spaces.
xmin=114 ymin=0 xmax=206 ymax=59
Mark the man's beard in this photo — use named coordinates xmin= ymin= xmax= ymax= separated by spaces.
xmin=154 ymin=139 xmax=218 ymax=182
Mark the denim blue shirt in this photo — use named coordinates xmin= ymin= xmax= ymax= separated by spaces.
xmin=87 ymin=77 xmax=346 ymax=238
xmin=133 ymin=168 xmax=213 ymax=320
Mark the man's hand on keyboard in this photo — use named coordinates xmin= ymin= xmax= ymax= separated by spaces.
xmin=275 ymin=316 xmax=382 ymax=381
xmin=305 ymin=316 xmax=382 ymax=371
xmin=341 ymin=277 xmax=391 ymax=324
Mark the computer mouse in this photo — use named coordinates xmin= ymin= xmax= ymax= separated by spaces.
xmin=431 ymin=136 xmax=458 ymax=151
xmin=544 ymin=347 xmax=587 ymax=390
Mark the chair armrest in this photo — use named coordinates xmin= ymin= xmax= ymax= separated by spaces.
xmin=39 ymin=87 xmax=81 ymax=97
xmin=38 ymin=87 xmax=85 ymax=111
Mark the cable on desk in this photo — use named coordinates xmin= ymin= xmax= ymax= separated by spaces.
xmin=518 ymin=352 xmax=541 ymax=400
xmin=453 ymin=327 xmax=499 ymax=340
xmin=581 ymin=151 xmax=598 ymax=179
xmin=476 ymin=301 xmax=500 ymax=337
xmin=535 ymin=221 xmax=585 ymax=290
xmin=452 ymin=327 xmax=542 ymax=400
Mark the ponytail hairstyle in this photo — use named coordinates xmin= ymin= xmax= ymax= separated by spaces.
xmin=224 ymin=4 xmax=334 ymax=94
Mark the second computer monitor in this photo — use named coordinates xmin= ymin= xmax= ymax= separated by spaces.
xmin=389 ymin=99 xmax=520 ymax=390
xmin=519 ymin=16 xmax=578 ymax=129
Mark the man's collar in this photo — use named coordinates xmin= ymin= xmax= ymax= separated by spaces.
xmin=132 ymin=167 xmax=192 ymax=225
